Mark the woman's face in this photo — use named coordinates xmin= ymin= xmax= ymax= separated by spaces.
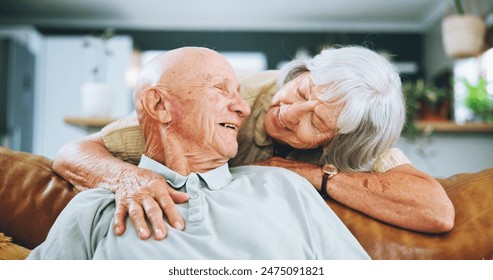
xmin=264 ymin=72 xmax=342 ymax=149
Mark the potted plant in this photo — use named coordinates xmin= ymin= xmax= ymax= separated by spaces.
xmin=402 ymin=79 xmax=451 ymax=142
xmin=404 ymin=79 xmax=450 ymax=120
xmin=80 ymin=29 xmax=116 ymax=118
xmin=463 ymin=77 xmax=493 ymax=122
xmin=441 ymin=0 xmax=486 ymax=58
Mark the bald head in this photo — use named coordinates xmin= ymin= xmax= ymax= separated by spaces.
xmin=133 ymin=47 xmax=233 ymax=112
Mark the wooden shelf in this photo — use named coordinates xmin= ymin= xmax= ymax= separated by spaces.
xmin=416 ymin=121 xmax=493 ymax=133
xmin=64 ymin=117 xmax=115 ymax=128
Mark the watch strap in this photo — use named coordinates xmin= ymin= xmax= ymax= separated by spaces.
xmin=319 ymin=172 xmax=330 ymax=199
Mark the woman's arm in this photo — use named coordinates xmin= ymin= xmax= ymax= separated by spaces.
xmin=252 ymin=157 xmax=455 ymax=233
xmin=52 ymin=132 xmax=189 ymax=240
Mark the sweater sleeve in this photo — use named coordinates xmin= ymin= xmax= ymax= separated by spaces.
xmin=101 ymin=112 xmax=145 ymax=165
xmin=372 ymin=148 xmax=412 ymax=172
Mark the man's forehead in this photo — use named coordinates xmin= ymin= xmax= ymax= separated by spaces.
xmin=187 ymin=75 xmax=239 ymax=88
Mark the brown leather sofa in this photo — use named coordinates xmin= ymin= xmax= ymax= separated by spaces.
xmin=1 ymin=146 xmax=493 ymax=260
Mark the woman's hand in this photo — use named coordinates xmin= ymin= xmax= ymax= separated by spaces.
xmin=252 ymin=157 xmax=324 ymax=190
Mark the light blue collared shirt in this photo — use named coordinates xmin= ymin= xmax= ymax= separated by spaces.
xmin=28 ymin=155 xmax=369 ymax=259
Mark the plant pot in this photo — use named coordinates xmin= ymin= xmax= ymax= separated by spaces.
xmin=80 ymin=82 xmax=115 ymax=117
xmin=419 ymin=101 xmax=450 ymax=121
xmin=441 ymin=14 xmax=486 ymax=58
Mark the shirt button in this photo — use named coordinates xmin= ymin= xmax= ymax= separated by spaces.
xmin=189 ymin=208 xmax=199 ymax=215
xmin=190 ymin=192 xmax=199 ymax=199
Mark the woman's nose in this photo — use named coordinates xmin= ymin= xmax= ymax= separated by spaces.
xmin=281 ymin=101 xmax=316 ymax=125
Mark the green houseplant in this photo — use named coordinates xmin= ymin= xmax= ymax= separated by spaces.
xmin=463 ymin=77 xmax=493 ymax=122
xmin=441 ymin=0 xmax=486 ymax=58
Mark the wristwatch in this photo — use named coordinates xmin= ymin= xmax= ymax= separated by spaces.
xmin=319 ymin=164 xmax=338 ymax=199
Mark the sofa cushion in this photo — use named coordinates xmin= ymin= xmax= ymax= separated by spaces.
xmin=0 ymin=147 xmax=79 ymax=249
xmin=0 ymin=232 xmax=30 ymax=260
xmin=327 ymin=168 xmax=493 ymax=260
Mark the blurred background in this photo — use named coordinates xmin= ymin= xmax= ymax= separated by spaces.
xmin=1 ymin=0 xmax=492 ymax=177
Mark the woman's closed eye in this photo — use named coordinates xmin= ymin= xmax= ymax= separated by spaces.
xmin=310 ymin=113 xmax=322 ymax=133
xmin=298 ymin=89 xmax=308 ymax=100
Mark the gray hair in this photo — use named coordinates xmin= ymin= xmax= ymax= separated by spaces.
xmin=277 ymin=46 xmax=405 ymax=172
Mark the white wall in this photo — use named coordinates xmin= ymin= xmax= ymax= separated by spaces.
xmin=397 ymin=134 xmax=493 ymax=178
xmin=0 ymin=26 xmax=44 ymax=154
xmin=34 ymin=35 xmax=133 ymax=159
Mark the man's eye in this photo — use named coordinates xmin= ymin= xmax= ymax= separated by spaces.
xmin=213 ymin=84 xmax=228 ymax=95
xmin=214 ymin=85 xmax=224 ymax=91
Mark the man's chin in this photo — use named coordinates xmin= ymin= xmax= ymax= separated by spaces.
xmin=225 ymin=147 xmax=239 ymax=160
xmin=227 ymin=150 xmax=238 ymax=160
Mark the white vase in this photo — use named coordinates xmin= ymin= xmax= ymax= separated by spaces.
xmin=80 ymin=82 xmax=115 ymax=117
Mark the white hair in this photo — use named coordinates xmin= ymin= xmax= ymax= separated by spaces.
xmin=278 ymin=46 xmax=405 ymax=172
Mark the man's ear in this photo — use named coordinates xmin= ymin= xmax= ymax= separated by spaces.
xmin=141 ymin=88 xmax=172 ymax=124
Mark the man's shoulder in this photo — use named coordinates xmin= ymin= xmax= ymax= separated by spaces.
xmin=231 ymin=164 xmax=294 ymax=174
xmin=231 ymin=165 xmax=309 ymax=186
xmin=69 ymin=189 xmax=116 ymax=210
xmin=229 ymin=165 xmax=323 ymax=206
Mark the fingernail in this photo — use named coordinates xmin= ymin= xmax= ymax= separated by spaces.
xmin=175 ymin=221 xmax=184 ymax=230
xmin=139 ymin=227 xmax=147 ymax=238
xmin=154 ymin=228 xmax=164 ymax=239
xmin=115 ymin=226 xmax=121 ymax=235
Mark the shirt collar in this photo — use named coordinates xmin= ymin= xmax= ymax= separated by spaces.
xmin=138 ymin=155 xmax=232 ymax=191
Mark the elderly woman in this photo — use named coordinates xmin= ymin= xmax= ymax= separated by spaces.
xmin=53 ymin=46 xmax=455 ymax=240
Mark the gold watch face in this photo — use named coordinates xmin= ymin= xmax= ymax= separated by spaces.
xmin=322 ymin=164 xmax=338 ymax=176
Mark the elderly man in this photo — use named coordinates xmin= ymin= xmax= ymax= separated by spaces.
xmin=28 ymin=47 xmax=369 ymax=259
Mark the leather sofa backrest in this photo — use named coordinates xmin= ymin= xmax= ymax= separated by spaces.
xmin=0 ymin=147 xmax=79 ymax=249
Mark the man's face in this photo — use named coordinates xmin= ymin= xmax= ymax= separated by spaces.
xmin=264 ymin=72 xmax=342 ymax=149
xmin=172 ymin=55 xmax=251 ymax=159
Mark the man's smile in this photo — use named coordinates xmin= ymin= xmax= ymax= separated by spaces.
xmin=219 ymin=122 xmax=239 ymax=130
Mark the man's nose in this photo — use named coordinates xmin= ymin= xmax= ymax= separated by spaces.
xmin=229 ymin=94 xmax=251 ymax=117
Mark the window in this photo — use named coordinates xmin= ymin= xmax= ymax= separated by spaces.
xmin=453 ymin=47 xmax=493 ymax=123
